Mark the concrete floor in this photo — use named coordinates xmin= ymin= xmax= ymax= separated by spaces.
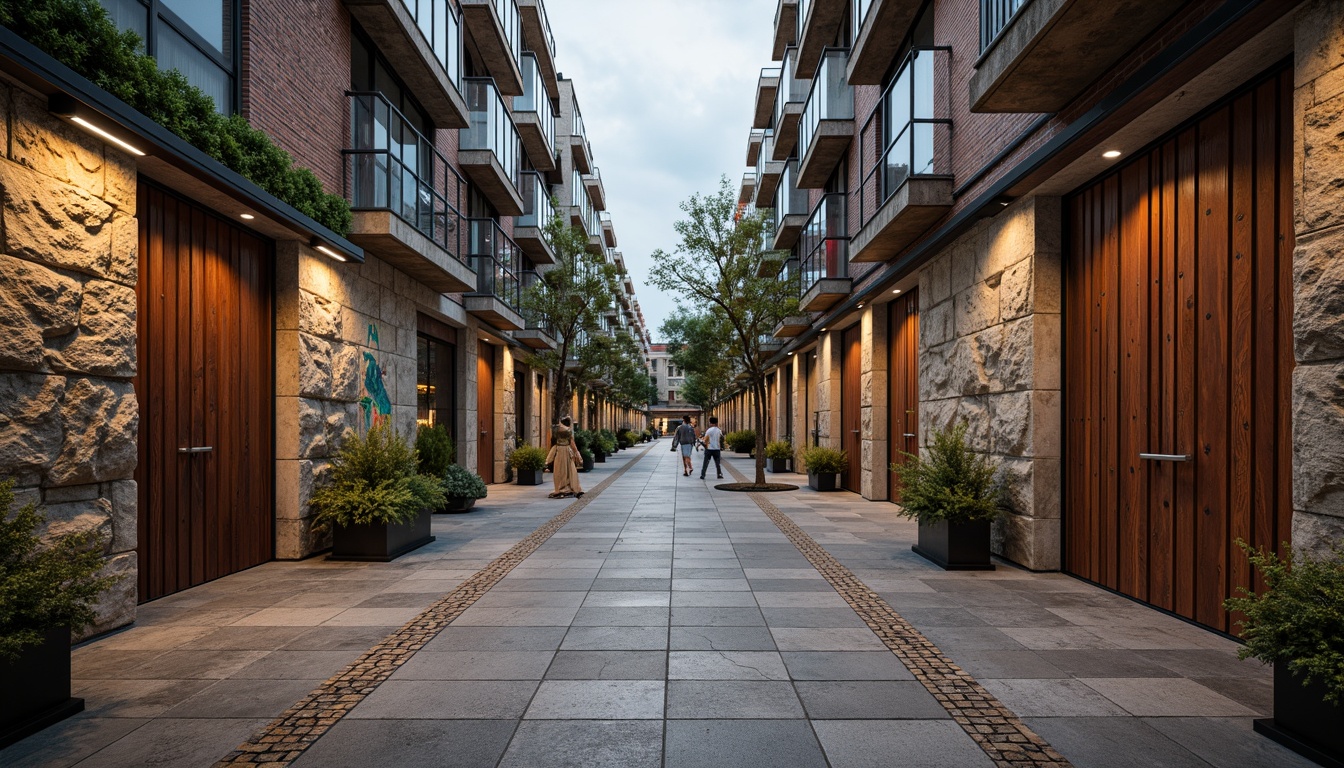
xmin=0 ymin=444 xmax=1312 ymax=768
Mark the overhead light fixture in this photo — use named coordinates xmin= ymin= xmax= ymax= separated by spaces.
xmin=240 ymin=213 xmax=255 ymax=220
xmin=310 ymin=237 xmax=349 ymax=263
xmin=1102 ymin=150 xmax=1122 ymax=159
xmin=892 ymin=288 xmax=902 ymax=294
xmin=49 ymin=94 xmax=146 ymax=157
xmin=820 ymin=327 xmax=827 ymax=331
xmin=787 ymin=352 xmax=794 ymax=356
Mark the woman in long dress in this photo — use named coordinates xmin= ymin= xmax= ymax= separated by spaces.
xmin=546 ymin=416 xmax=584 ymax=499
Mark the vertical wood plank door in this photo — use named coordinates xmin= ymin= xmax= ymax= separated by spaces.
xmin=1063 ymin=66 xmax=1293 ymax=634
xmin=888 ymin=290 xmax=920 ymax=502
xmin=477 ymin=342 xmax=495 ymax=482
xmin=841 ymin=324 xmax=863 ymax=491
xmin=135 ymin=181 xmax=274 ymax=603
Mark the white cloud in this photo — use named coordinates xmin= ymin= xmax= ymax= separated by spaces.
xmin=546 ymin=0 xmax=776 ymax=339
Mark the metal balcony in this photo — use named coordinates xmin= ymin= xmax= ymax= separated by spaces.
xmin=583 ymin=166 xmax=606 ymax=211
xmin=514 ymin=52 xmax=556 ymax=171
xmin=798 ymin=193 xmax=851 ymax=311
xmin=461 ymin=78 xmax=525 ymax=215
xmin=848 ymin=0 xmax=924 ymax=85
xmin=772 ymin=159 xmax=808 ymax=250
xmin=772 ymin=46 xmax=810 ymax=161
xmin=570 ymin=109 xmax=593 ymax=173
xmin=754 ymin=130 xmax=785 ymax=208
xmin=344 ymin=91 xmax=475 ymax=293
xmin=852 ymin=47 xmax=953 ymax=263
xmin=601 ymin=212 xmax=617 ymax=248
xmin=795 ymin=0 xmax=846 ymax=79
xmin=515 ymin=269 xmax=557 ymax=349
xmin=343 ymin=0 xmax=468 ymax=128
xmin=739 ymin=171 xmax=757 ymax=205
xmin=460 ymin=0 xmax=524 ymax=96
xmin=754 ymin=66 xmax=781 ymax=130
xmin=772 ymin=0 xmax=798 ymax=60
xmin=465 ymin=218 xmax=525 ymax=330
xmin=797 ymin=48 xmax=854 ymax=188
xmin=514 ymin=170 xmax=556 ymax=265
xmin=747 ymin=128 xmax=765 ymax=166
xmin=516 ymin=0 xmax=559 ymax=99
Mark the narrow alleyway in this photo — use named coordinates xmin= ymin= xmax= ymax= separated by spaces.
xmin=1 ymin=444 xmax=1310 ymax=768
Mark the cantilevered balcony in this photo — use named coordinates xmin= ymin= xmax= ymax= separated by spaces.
xmin=772 ymin=46 xmax=809 ymax=161
xmin=461 ymin=78 xmax=524 ymax=216
xmin=848 ymin=0 xmax=923 ymax=84
xmin=601 ymin=212 xmax=617 ymax=248
xmin=796 ymin=0 xmax=846 ymax=78
xmin=754 ymin=130 xmax=785 ymax=208
xmin=754 ymin=67 xmax=781 ymax=130
xmin=343 ymin=0 xmax=468 ymax=128
xmin=852 ymin=47 xmax=953 ymax=263
xmin=798 ymin=193 xmax=851 ymax=311
xmin=747 ymin=128 xmax=765 ymax=166
xmin=583 ymin=166 xmax=606 ymax=211
xmin=460 ymin=0 xmax=524 ymax=96
xmin=569 ymin=175 xmax=602 ymax=254
xmin=971 ymin=0 xmax=1180 ymax=112
xmin=516 ymin=0 xmax=559 ymax=99
xmin=344 ymin=92 xmax=476 ymax=294
xmin=515 ymin=270 xmax=557 ymax=349
xmin=570 ymin=110 xmax=593 ymax=174
xmin=797 ymin=49 xmax=854 ymax=188
xmin=514 ymin=170 xmax=555 ymax=264
xmin=774 ymin=315 xmax=811 ymax=338
xmin=773 ymin=0 xmax=798 ymax=60
xmin=772 ymin=159 xmax=808 ymax=250
xmin=465 ymin=218 xmax=525 ymax=330
xmin=514 ymin=52 xmax=556 ymax=171
xmin=739 ymin=171 xmax=757 ymax=205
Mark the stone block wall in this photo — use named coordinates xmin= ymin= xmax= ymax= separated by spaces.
xmin=859 ymin=303 xmax=890 ymax=500
xmin=0 ymin=83 xmax=140 ymax=635
xmin=1290 ymin=0 xmax=1344 ymax=556
xmin=916 ymin=195 xmax=1063 ymax=570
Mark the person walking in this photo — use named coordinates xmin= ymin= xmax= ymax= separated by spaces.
xmin=670 ymin=415 xmax=697 ymax=476
xmin=546 ymin=416 xmax=584 ymax=499
xmin=699 ymin=416 xmax=724 ymax=480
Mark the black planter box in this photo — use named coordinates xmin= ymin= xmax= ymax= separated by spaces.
xmin=582 ymin=456 xmax=594 ymax=472
xmin=912 ymin=519 xmax=994 ymax=571
xmin=768 ymin=458 xmax=789 ymax=473
xmin=1254 ymin=664 xmax=1344 ymax=768
xmin=516 ymin=469 xmax=544 ymax=485
xmin=808 ymin=472 xmax=840 ymax=491
xmin=594 ymin=450 xmax=606 ymax=463
xmin=0 ymin=627 xmax=83 ymax=749
xmin=330 ymin=508 xmax=435 ymax=562
xmin=440 ymin=497 xmax=476 ymax=513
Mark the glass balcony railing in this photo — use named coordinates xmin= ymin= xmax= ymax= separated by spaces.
xmin=852 ymin=0 xmax=875 ymax=35
xmin=774 ymin=159 xmax=808 ymax=220
xmin=761 ymin=65 xmax=782 ymax=82
xmin=399 ymin=0 xmax=462 ymax=85
xmin=493 ymin=0 xmax=523 ymax=73
xmin=573 ymin=170 xmax=599 ymax=235
xmin=773 ymin=46 xmax=810 ymax=130
xmin=799 ymin=193 xmax=848 ymax=293
xmin=345 ymin=91 xmax=466 ymax=259
xmin=515 ymin=52 xmax=555 ymax=159
xmin=755 ymin=128 xmax=776 ymax=180
xmin=858 ymin=47 xmax=951 ymax=229
xmin=799 ymin=48 xmax=853 ymax=161
xmin=462 ymin=77 xmax=521 ymax=190
xmin=468 ymin=218 xmax=522 ymax=311
xmin=517 ymin=170 xmax=554 ymax=229
xmin=572 ymin=106 xmax=586 ymax=143
xmin=520 ymin=270 xmax=553 ymax=333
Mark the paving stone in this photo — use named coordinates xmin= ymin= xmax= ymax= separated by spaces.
xmin=290 ymin=719 xmax=515 ymax=768
xmin=670 ymin=606 xmax=766 ymax=626
xmin=1143 ymin=717 xmax=1319 ymax=768
xmin=229 ymin=650 xmax=363 ymax=680
xmin=668 ymin=651 xmax=790 ymax=680
xmin=760 ymin=607 xmax=870 ymax=628
xmin=544 ymin=651 xmax=668 ymax=680
xmin=664 ymin=720 xmax=827 ymax=768
xmin=499 ymin=720 xmax=663 ymax=768
xmin=389 ymin=651 xmax=555 ymax=680
xmin=70 ymin=718 xmax=270 ymax=768
xmin=560 ymin=626 xmax=668 ymax=651
xmin=814 ymin=720 xmax=996 ymax=768
xmin=524 ymin=680 xmax=665 ymax=719
xmin=349 ymin=680 xmax=538 ymax=719
xmin=1078 ymin=677 xmax=1257 ymax=717
xmin=665 ymin=680 xmax=805 ymax=718
xmin=163 ymin=678 xmax=324 ymax=719
xmin=0 ymin=714 xmax=148 ymax=768
xmin=670 ymin=626 xmax=778 ymax=651
xmin=779 ymin=651 xmax=915 ymax=681
xmin=796 ymin=680 xmax=950 ymax=719
xmin=571 ymin=606 xmax=671 ymax=626
xmin=1024 ymin=717 xmax=1212 ymax=768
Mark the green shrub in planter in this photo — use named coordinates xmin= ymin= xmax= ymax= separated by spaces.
xmin=1225 ymin=542 xmax=1344 ymax=704
xmin=623 ymin=430 xmax=641 ymax=447
xmin=442 ymin=464 xmax=487 ymax=500
xmin=415 ymin=424 xmax=454 ymax=478
xmin=573 ymin=429 xmax=593 ymax=453
xmin=727 ymin=430 xmax=757 ymax=453
xmin=508 ymin=445 xmax=548 ymax=472
xmin=0 ymin=480 xmax=120 ymax=661
xmin=642 ymin=429 xmax=652 ymax=442
xmin=578 ymin=448 xmax=594 ymax=472
xmin=889 ymin=423 xmax=1003 ymax=525
xmin=309 ymin=422 xmax=445 ymax=530
xmin=802 ymin=446 xmax=847 ymax=475
xmin=598 ymin=430 xmax=618 ymax=455
xmin=765 ymin=441 xmax=793 ymax=460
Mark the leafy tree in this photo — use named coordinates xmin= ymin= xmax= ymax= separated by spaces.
xmin=647 ymin=178 xmax=800 ymax=485
xmin=520 ymin=203 xmax=622 ymax=424
xmin=660 ymin=308 xmax=738 ymax=411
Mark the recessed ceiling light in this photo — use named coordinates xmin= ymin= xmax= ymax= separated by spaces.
xmin=1102 ymin=150 xmax=1122 ymax=159
xmin=892 ymin=289 xmax=901 ymax=294
xmin=239 ymin=213 xmax=255 ymax=220
xmin=856 ymin=303 xmax=864 ymax=308
xmin=820 ymin=327 xmax=827 ymax=331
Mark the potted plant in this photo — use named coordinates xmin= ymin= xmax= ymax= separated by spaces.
xmin=642 ymin=429 xmax=652 ymax=442
xmin=728 ymin=430 xmax=757 ymax=455
xmin=578 ymin=447 xmax=595 ymax=472
xmin=1225 ymin=542 xmax=1344 ymax=766
xmin=415 ymin=424 xmax=454 ymax=512
xmin=1 ymin=479 xmax=121 ymax=748
xmin=310 ymin=422 xmax=444 ymax=562
xmin=510 ymin=445 xmax=547 ymax=485
xmin=765 ymin=441 xmax=793 ymax=473
xmin=598 ymin=431 xmax=617 ymax=459
xmin=441 ymin=464 xmax=487 ymax=512
xmin=890 ymin=423 xmax=1002 ymax=571
xmin=803 ymin=446 xmax=847 ymax=492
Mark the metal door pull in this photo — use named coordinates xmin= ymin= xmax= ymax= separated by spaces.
xmin=902 ymin=433 xmax=917 ymax=438
xmin=1139 ymin=453 xmax=1189 ymax=462
xmin=178 ymin=446 xmax=213 ymax=454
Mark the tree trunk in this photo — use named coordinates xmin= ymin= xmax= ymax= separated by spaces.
xmin=753 ymin=377 xmax=768 ymax=486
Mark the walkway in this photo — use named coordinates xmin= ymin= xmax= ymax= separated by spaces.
xmin=0 ymin=444 xmax=1311 ymax=767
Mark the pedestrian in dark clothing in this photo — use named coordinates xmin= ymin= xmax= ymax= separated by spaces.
xmin=700 ymin=416 xmax=724 ymax=479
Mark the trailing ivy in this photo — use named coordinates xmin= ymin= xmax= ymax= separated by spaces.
xmin=0 ymin=0 xmax=353 ymax=235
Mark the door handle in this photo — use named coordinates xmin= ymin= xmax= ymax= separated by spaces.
xmin=851 ymin=429 xmax=861 ymax=434
xmin=902 ymin=433 xmax=917 ymax=438
xmin=178 ymin=446 xmax=213 ymax=454
xmin=1139 ymin=453 xmax=1190 ymax=462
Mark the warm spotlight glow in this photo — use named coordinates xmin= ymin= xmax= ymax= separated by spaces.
xmin=69 ymin=116 xmax=145 ymax=156
xmin=1102 ymin=150 xmax=1122 ymax=159
xmin=314 ymin=244 xmax=347 ymax=262
xmin=240 ymin=213 xmax=255 ymax=220
xmin=892 ymin=289 xmax=902 ymax=294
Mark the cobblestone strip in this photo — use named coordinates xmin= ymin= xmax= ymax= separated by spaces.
xmin=214 ymin=447 xmax=653 ymax=767
xmin=724 ymin=463 xmax=1073 ymax=768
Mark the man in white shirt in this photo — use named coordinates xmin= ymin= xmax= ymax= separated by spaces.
xmin=700 ymin=417 xmax=724 ymax=480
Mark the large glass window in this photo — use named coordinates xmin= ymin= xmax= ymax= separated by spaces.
xmin=417 ymin=334 xmax=457 ymax=440
xmin=99 ymin=0 xmax=236 ymax=113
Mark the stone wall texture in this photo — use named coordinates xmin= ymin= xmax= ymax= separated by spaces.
xmin=916 ymin=196 xmax=1063 ymax=570
xmin=0 ymin=83 xmax=140 ymax=636
xmin=1291 ymin=0 xmax=1344 ymax=556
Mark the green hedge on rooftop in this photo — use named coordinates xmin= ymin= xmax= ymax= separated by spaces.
xmin=0 ymin=0 xmax=353 ymax=235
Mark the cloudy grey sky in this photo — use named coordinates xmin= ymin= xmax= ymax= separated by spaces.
xmin=547 ymin=0 xmax=776 ymax=342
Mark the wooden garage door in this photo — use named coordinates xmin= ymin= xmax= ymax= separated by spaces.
xmin=888 ymin=290 xmax=919 ymax=502
xmin=841 ymin=324 xmax=863 ymax=491
xmin=136 ymin=182 xmax=274 ymax=602
xmin=1064 ymin=67 xmax=1293 ymax=633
